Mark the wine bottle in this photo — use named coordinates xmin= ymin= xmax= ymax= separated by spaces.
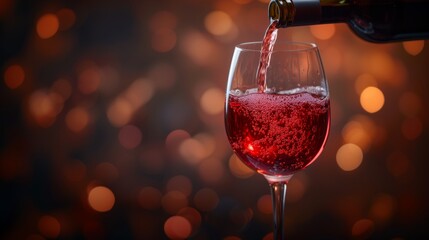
xmin=269 ymin=0 xmax=429 ymax=43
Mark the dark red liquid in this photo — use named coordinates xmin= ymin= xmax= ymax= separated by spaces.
xmin=257 ymin=21 xmax=278 ymax=93
xmin=225 ymin=90 xmax=330 ymax=176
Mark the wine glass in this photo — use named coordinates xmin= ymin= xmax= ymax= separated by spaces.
xmin=224 ymin=41 xmax=330 ymax=239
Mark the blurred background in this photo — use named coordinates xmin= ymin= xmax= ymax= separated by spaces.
xmin=1 ymin=0 xmax=428 ymax=239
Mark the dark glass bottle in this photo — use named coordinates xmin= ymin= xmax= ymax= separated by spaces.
xmin=269 ymin=0 xmax=429 ymax=42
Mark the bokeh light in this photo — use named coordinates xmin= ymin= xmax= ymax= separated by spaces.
xmin=286 ymin=173 xmax=308 ymax=202
xmin=200 ymin=87 xmax=225 ymax=115
xmin=228 ymin=154 xmax=255 ymax=179
xmin=166 ymin=129 xmax=191 ymax=152
xmin=118 ymin=125 xmax=142 ymax=149
xmin=310 ymin=24 xmax=336 ymax=40
xmin=149 ymin=11 xmax=177 ymax=29
xmin=125 ymin=79 xmax=154 ymax=108
xmin=36 ymin=13 xmax=60 ymax=39
xmin=360 ymin=86 xmax=385 ymax=113
xmin=369 ymin=193 xmax=395 ymax=224
xmin=180 ymin=30 xmax=218 ymax=66
xmin=88 ymin=186 xmax=115 ymax=212
xmin=177 ymin=207 xmax=202 ymax=235
xmin=107 ymin=98 xmax=134 ymax=127
xmin=28 ymin=90 xmax=60 ymax=127
xmin=351 ymin=218 xmax=374 ymax=239
xmin=336 ymin=143 xmax=363 ymax=171
xmin=78 ymin=67 xmax=101 ymax=94
xmin=65 ymin=107 xmax=90 ymax=132
xmin=205 ymin=11 xmax=234 ymax=36
xmin=38 ymin=215 xmax=61 ymax=239
xmin=148 ymin=11 xmax=178 ymax=53
xmin=151 ymin=28 xmax=177 ymax=53
xmin=4 ymin=64 xmax=25 ymax=89
xmin=179 ymin=138 xmax=209 ymax=165
xmin=341 ymin=115 xmax=377 ymax=151
xmin=164 ymin=216 xmax=192 ymax=240
xmin=402 ymin=40 xmax=425 ymax=56
xmin=257 ymin=194 xmax=272 ymax=214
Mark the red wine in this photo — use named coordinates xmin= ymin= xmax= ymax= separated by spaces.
xmin=225 ymin=88 xmax=330 ymax=176
xmin=257 ymin=21 xmax=278 ymax=93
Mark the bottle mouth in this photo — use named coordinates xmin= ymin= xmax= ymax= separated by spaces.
xmin=268 ymin=1 xmax=281 ymax=25
xmin=269 ymin=0 xmax=322 ymax=27
xmin=268 ymin=0 xmax=294 ymax=28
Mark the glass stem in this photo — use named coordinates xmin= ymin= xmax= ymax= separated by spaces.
xmin=270 ymin=181 xmax=287 ymax=240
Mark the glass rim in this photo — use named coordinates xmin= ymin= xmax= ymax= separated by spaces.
xmin=235 ymin=41 xmax=318 ymax=53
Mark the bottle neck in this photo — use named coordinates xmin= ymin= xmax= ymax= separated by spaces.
xmin=269 ymin=0 xmax=350 ymax=27
xmin=269 ymin=0 xmax=429 ymax=42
